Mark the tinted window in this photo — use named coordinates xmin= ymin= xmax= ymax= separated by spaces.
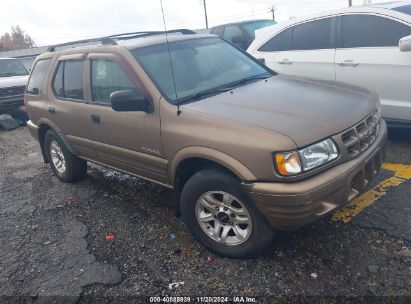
xmin=53 ymin=62 xmax=64 ymax=97
xmin=64 ymin=61 xmax=84 ymax=100
xmin=341 ymin=14 xmax=411 ymax=48
xmin=26 ymin=59 xmax=52 ymax=95
xmin=211 ymin=27 xmax=224 ymax=37
xmin=292 ymin=18 xmax=332 ymax=50
xmin=258 ymin=27 xmax=292 ymax=52
xmin=392 ymin=4 xmax=411 ymax=16
xmin=91 ymin=60 xmax=139 ymax=104
xmin=224 ymin=26 xmax=243 ymax=43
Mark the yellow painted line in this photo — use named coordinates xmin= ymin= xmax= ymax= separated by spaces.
xmin=331 ymin=163 xmax=411 ymax=223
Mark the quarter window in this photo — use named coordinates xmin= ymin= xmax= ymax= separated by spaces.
xmin=292 ymin=18 xmax=333 ymax=50
xmin=341 ymin=14 xmax=411 ymax=48
xmin=26 ymin=59 xmax=52 ymax=95
xmin=52 ymin=60 xmax=84 ymax=100
xmin=91 ymin=59 xmax=139 ymax=104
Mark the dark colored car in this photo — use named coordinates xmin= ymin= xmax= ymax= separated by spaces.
xmin=0 ymin=58 xmax=29 ymax=113
xmin=210 ymin=19 xmax=275 ymax=50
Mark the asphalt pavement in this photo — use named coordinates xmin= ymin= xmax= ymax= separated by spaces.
xmin=0 ymin=126 xmax=410 ymax=303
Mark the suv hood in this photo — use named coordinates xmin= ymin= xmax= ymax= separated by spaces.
xmin=183 ymin=75 xmax=377 ymax=147
xmin=0 ymin=75 xmax=29 ymax=88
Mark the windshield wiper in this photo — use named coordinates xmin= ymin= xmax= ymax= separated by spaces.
xmin=224 ymin=73 xmax=271 ymax=89
xmin=176 ymin=87 xmax=233 ymax=106
xmin=175 ymin=74 xmax=272 ymax=106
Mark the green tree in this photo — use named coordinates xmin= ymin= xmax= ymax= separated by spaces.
xmin=0 ymin=26 xmax=35 ymax=50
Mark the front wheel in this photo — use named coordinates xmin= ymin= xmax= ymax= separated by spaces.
xmin=180 ymin=169 xmax=275 ymax=258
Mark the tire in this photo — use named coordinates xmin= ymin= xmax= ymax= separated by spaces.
xmin=180 ymin=169 xmax=275 ymax=258
xmin=44 ymin=129 xmax=87 ymax=183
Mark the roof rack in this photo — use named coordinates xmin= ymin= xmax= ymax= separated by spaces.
xmin=46 ymin=29 xmax=196 ymax=52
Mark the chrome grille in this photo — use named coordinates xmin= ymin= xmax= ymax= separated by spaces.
xmin=341 ymin=110 xmax=380 ymax=157
xmin=0 ymin=85 xmax=26 ymax=98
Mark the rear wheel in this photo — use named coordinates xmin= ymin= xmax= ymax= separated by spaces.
xmin=180 ymin=169 xmax=275 ymax=258
xmin=44 ymin=130 xmax=87 ymax=183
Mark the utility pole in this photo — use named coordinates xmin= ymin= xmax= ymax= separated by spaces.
xmin=270 ymin=6 xmax=276 ymax=22
xmin=203 ymin=0 xmax=209 ymax=29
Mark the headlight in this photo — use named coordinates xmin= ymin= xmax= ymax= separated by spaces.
xmin=275 ymin=138 xmax=339 ymax=176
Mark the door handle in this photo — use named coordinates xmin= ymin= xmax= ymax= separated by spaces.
xmin=277 ymin=59 xmax=292 ymax=65
xmin=338 ymin=60 xmax=359 ymax=67
xmin=91 ymin=114 xmax=100 ymax=124
xmin=48 ymin=107 xmax=55 ymax=115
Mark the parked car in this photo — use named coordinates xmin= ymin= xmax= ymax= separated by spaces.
xmin=210 ymin=19 xmax=275 ymax=50
xmin=248 ymin=2 xmax=411 ymax=127
xmin=25 ymin=30 xmax=386 ymax=258
xmin=0 ymin=58 xmax=29 ymax=113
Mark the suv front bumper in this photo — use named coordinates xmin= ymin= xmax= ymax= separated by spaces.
xmin=243 ymin=120 xmax=388 ymax=230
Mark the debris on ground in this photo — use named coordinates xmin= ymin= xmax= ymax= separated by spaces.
xmin=66 ymin=195 xmax=76 ymax=202
xmin=168 ymin=281 xmax=185 ymax=290
xmin=105 ymin=234 xmax=116 ymax=241
xmin=0 ymin=114 xmax=19 ymax=131
xmin=399 ymin=249 xmax=411 ymax=257
xmin=310 ymin=273 xmax=318 ymax=279
xmin=206 ymin=256 xmax=214 ymax=265
xmin=169 ymin=233 xmax=176 ymax=241
xmin=368 ymin=265 xmax=379 ymax=274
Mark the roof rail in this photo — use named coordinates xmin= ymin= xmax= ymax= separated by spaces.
xmin=46 ymin=29 xmax=196 ymax=52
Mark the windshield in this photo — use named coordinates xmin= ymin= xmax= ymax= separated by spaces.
xmin=243 ymin=20 xmax=275 ymax=39
xmin=0 ymin=59 xmax=28 ymax=77
xmin=132 ymin=37 xmax=272 ymax=104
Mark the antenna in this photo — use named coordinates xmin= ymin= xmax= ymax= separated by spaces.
xmin=159 ymin=0 xmax=180 ymax=115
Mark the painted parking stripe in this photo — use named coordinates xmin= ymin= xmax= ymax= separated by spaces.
xmin=331 ymin=163 xmax=411 ymax=223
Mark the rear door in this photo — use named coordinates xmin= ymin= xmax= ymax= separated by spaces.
xmin=257 ymin=17 xmax=336 ymax=80
xmin=49 ymin=56 xmax=96 ymax=159
xmin=335 ymin=14 xmax=411 ymax=122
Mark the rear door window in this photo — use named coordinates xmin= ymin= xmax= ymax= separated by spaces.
xmin=26 ymin=59 xmax=52 ymax=95
xmin=292 ymin=18 xmax=333 ymax=50
xmin=64 ymin=61 xmax=84 ymax=100
xmin=52 ymin=60 xmax=84 ymax=100
xmin=52 ymin=62 xmax=64 ymax=97
xmin=341 ymin=14 xmax=411 ymax=48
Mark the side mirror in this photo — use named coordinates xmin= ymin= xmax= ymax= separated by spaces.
xmin=110 ymin=90 xmax=153 ymax=112
xmin=399 ymin=34 xmax=411 ymax=52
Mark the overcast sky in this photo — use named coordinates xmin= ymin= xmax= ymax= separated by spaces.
xmin=1 ymin=0 xmax=390 ymax=46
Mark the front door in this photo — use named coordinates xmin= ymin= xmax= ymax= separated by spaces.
xmin=85 ymin=54 xmax=168 ymax=184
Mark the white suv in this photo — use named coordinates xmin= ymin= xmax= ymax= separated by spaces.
xmin=248 ymin=1 xmax=411 ymax=127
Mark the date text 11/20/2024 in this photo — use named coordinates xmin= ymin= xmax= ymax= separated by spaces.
xmin=149 ymin=296 xmax=257 ymax=303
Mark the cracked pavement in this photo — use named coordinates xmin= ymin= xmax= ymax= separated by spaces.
xmin=0 ymin=127 xmax=410 ymax=303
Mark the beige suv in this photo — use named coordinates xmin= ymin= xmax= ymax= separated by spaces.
xmin=25 ymin=30 xmax=387 ymax=258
